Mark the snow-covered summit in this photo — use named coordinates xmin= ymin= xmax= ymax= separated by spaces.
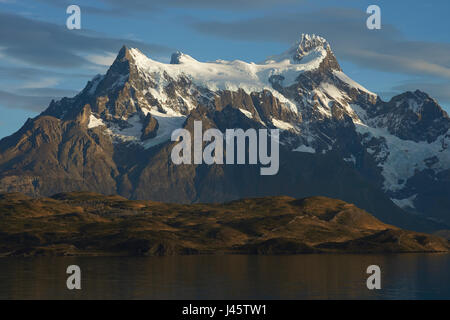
xmin=117 ymin=34 xmax=345 ymax=115
xmin=295 ymin=34 xmax=331 ymax=57
xmin=264 ymin=34 xmax=332 ymax=64
xmin=170 ymin=51 xmax=196 ymax=65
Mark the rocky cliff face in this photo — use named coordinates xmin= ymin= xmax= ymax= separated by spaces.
xmin=0 ymin=34 xmax=449 ymax=231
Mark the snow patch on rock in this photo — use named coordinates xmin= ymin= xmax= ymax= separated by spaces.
xmin=293 ymin=145 xmax=316 ymax=153
xmin=272 ymin=118 xmax=295 ymax=131
xmin=88 ymin=114 xmax=105 ymax=128
xmin=239 ymin=108 xmax=253 ymax=119
xmin=391 ymin=194 xmax=417 ymax=210
xmin=356 ymin=123 xmax=450 ymax=192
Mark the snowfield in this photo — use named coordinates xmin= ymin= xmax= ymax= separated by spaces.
xmin=83 ymin=33 xmax=449 ymax=210
xmin=127 ymin=35 xmax=337 ymax=114
xmin=356 ymin=124 xmax=450 ymax=192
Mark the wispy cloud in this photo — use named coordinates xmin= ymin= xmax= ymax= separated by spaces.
xmin=0 ymin=66 xmax=92 ymax=81
xmin=21 ymin=77 xmax=60 ymax=89
xmin=85 ymin=52 xmax=117 ymax=66
xmin=35 ymin=0 xmax=302 ymax=15
xmin=0 ymin=11 xmax=172 ymax=68
xmin=190 ymin=8 xmax=450 ymax=79
xmin=0 ymin=65 xmax=91 ymax=111
xmin=0 ymin=90 xmax=57 ymax=112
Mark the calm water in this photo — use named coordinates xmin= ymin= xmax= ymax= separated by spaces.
xmin=0 ymin=254 xmax=449 ymax=299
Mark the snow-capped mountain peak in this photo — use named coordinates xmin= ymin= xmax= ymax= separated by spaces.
xmin=293 ymin=33 xmax=330 ymax=60
xmin=170 ymin=51 xmax=197 ymax=64
xmin=5 ymin=33 xmax=450 ymax=229
xmin=264 ymin=34 xmax=336 ymax=67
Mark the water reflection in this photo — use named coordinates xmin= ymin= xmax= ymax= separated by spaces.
xmin=0 ymin=254 xmax=448 ymax=299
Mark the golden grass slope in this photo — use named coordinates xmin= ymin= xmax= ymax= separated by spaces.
xmin=0 ymin=192 xmax=448 ymax=256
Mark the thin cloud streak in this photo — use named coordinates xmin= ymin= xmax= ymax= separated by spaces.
xmin=190 ymin=8 xmax=450 ymax=79
xmin=34 ymin=0 xmax=303 ymax=15
xmin=0 ymin=90 xmax=57 ymax=112
xmin=0 ymin=11 xmax=172 ymax=68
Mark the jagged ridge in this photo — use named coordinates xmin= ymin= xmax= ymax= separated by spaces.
xmin=0 ymin=33 xmax=449 ymax=231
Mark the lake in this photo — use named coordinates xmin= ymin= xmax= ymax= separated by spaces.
xmin=0 ymin=254 xmax=449 ymax=299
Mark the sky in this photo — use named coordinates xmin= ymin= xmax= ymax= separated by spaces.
xmin=0 ymin=0 xmax=449 ymax=139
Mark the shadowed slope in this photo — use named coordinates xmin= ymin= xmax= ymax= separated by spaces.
xmin=0 ymin=192 xmax=447 ymax=257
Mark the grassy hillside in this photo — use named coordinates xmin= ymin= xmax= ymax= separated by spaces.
xmin=0 ymin=192 xmax=448 ymax=257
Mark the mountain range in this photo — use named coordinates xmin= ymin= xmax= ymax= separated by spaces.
xmin=0 ymin=34 xmax=449 ymax=233
xmin=0 ymin=192 xmax=448 ymax=257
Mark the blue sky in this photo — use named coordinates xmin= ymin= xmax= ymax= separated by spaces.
xmin=0 ymin=0 xmax=449 ymax=139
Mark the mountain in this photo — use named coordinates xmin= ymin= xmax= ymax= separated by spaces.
xmin=0 ymin=192 xmax=448 ymax=257
xmin=0 ymin=34 xmax=449 ymax=232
